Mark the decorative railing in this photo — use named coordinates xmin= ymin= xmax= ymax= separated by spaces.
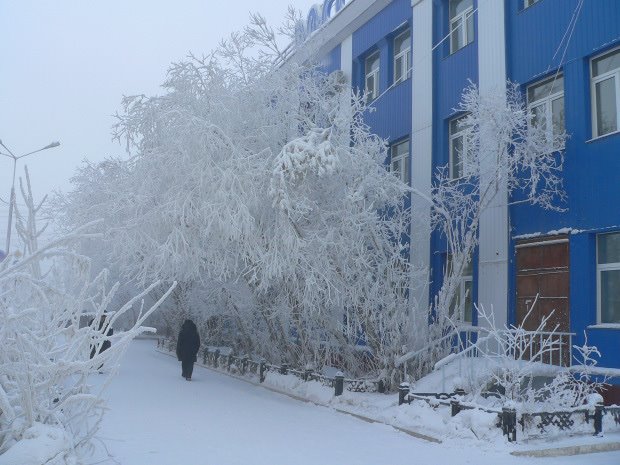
xmin=397 ymin=383 xmax=620 ymax=442
xmin=156 ymin=338 xmax=386 ymax=396
xmin=431 ymin=329 xmax=575 ymax=392
xmin=396 ymin=326 xmax=483 ymax=382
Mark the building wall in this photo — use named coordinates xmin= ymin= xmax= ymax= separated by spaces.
xmin=506 ymin=0 xmax=620 ymax=370
xmin=352 ymin=0 xmax=412 ymax=141
xmin=305 ymin=0 xmax=620 ymax=377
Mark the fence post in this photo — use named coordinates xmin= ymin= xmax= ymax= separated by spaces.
xmin=203 ymin=348 xmax=208 ymax=365
xmin=280 ymin=363 xmax=288 ymax=375
xmin=334 ymin=372 xmax=344 ymax=396
xmin=241 ymin=355 xmax=249 ymax=375
xmin=214 ymin=349 xmax=220 ymax=368
xmin=398 ymin=382 xmax=410 ymax=405
xmin=227 ymin=354 xmax=233 ymax=371
xmin=502 ymin=407 xmax=517 ymax=442
xmin=594 ymin=402 xmax=604 ymax=436
xmin=304 ymin=369 xmax=313 ymax=382
xmin=450 ymin=400 xmax=461 ymax=417
xmin=378 ymin=379 xmax=385 ymax=394
xmin=260 ymin=361 xmax=266 ymax=383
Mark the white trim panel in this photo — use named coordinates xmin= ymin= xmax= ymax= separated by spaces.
xmin=477 ymin=0 xmax=508 ymax=328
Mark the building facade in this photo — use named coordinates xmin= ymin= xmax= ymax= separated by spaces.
xmin=295 ymin=0 xmax=620 ymax=400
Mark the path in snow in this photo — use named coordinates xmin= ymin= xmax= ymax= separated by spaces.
xmin=92 ymin=340 xmax=619 ymax=464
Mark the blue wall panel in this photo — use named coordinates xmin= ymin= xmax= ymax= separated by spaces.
xmin=320 ymin=44 xmax=341 ymax=74
xmin=506 ymin=0 xmax=620 ymax=373
xmin=352 ymin=0 xmax=412 ymax=58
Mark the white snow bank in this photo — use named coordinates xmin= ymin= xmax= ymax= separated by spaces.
xmin=0 ymin=423 xmax=75 ymax=465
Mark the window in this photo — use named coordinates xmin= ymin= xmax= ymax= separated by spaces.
xmin=527 ymin=74 xmax=565 ymax=149
xmin=393 ymin=29 xmax=411 ymax=84
xmin=448 ymin=256 xmax=474 ymax=323
xmin=524 ymin=0 xmax=541 ymax=8
xmin=597 ymin=233 xmax=620 ymax=324
xmin=449 ymin=0 xmax=474 ymax=54
xmin=390 ymin=139 xmax=410 ymax=184
xmin=591 ymin=48 xmax=620 ymax=138
xmin=365 ymin=52 xmax=380 ymax=102
xmin=449 ymin=114 xmax=471 ymax=179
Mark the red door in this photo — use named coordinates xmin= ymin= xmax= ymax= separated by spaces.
xmin=515 ymin=236 xmax=570 ymax=365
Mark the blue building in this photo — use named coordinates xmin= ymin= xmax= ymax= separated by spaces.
xmin=294 ymin=0 xmax=620 ymax=403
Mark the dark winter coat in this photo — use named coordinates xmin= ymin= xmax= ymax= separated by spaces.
xmin=176 ymin=319 xmax=201 ymax=363
xmin=89 ymin=314 xmax=114 ymax=359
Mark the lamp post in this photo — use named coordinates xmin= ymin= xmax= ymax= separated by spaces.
xmin=0 ymin=139 xmax=60 ymax=253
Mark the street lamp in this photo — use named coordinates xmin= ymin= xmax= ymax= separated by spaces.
xmin=0 ymin=139 xmax=60 ymax=253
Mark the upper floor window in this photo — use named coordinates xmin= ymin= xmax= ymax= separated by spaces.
xmin=449 ymin=114 xmax=471 ymax=179
xmin=393 ymin=29 xmax=411 ymax=84
xmin=365 ymin=52 xmax=380 ymax=102
xmin=591 ymin=47 xmax=620 ymax=138
xmin=524 ymin=0 xmax=541 ymax=8
xmin=449 ymin=0 xmax=474 ymax=54
xmin=527 ymin=74 xmax=565 ymax=149
xmin=390 ymin=139 xmax=410 ymax=184
xmin=597 ymin=232 xmax=620 ymax=324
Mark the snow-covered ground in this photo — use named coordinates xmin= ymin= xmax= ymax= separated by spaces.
xmin=87 ymin=340 xmax=620 ymax=464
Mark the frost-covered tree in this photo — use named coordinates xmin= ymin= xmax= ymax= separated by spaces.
xmin=406 ymin=81 xmax=567 ymax=379
xmin=54 ymin=16 xmax=413 ymax=382
xmin=0 ymin=168 xmax=176 ymax=463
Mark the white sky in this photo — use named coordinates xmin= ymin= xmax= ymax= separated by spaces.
xmin=0 ymin=0 xmax=317 ymax=250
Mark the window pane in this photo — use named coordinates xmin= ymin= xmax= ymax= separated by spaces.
xmin=595 ymin=77 xmax=618 ymax=136
xmin=394 ymin=30 xmax=410 ymax=55
xmin=531 ymin=103 xmax=547 ymax=132
xmin=451 ymin=18 xmax=463 ymax=52
xmin=601 ymin=270 xmax=620 ymax=323
xmin=466 ymin=12 xmax=474 ymax=45
xmin=406 ymin=51 xmax=411 ymax=78
xmin=403 ymin=155 xmax=410 ymax=184
xmin=464 ymin=280 xmax=473 ymax=322
xmin=366 ymin=53 xmax=379 ymax=72
xmin=593 ymin=49 xmax=620 ymax=77
xmin=598 ymin=233 xmax=620 ymax=264
xmin=552 ymin=97 xmax=565 ymax=137
xmin=450 ymin=115 xmax=468 ymax=134
xmin=528 ymin=76 xmax=564 ymax=103
xmin=394 ymin=55 xmax=403 ymax=83
xmin=451 ymin=135 xmax=464 ymax=178
xmin=450 ymin=0 xmax=473 ymax=17
xmin=392 ymin=159 xmax=401 ymax=177
xmin=366 ymin=74 xmax=375 ymax=100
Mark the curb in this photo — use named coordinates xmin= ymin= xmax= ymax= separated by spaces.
xmin=155 ymin=347 xmax=442 ymax=444
xmin=511 ymin=441 xmax=620 ymax=457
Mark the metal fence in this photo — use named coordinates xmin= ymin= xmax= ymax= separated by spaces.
xmin=397 ymin=383 xmax=620 ymax=442
xmin=157 ymin=338 xmax=386 ymax=396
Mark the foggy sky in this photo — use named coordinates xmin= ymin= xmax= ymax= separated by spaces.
xmin=0 ymin=0 xmax=317 ymax=248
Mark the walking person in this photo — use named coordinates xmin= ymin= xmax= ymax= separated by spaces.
xmin=176 ymin=319 xmax=200 ymax=381
xmin=90 ymin=313 xmax=114 ymax=363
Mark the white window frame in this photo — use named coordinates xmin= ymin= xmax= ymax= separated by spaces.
xmin=447 ymin=255 xmax=474 ymax=323
xmin=449 ymin=0 xmax=474 ymax=54
xmin=393 ymin=29 xmax=411 ymax=85
xmin=527 ymin=74 xmax=565 ymax=150
xmin=449 ymin=114 xmax=471 ymax=179
xmin=459 ymin=275 xmax=473 ymax=323
xmin=365 ymin=52 xmax=380 ymax=102
xmin=597 ymin=232 xmax=620 ymax=324
xmin=390 ymin=139 xmax=410 ymax=184
xmin=591 ymin=47 xmax=620 ymax=139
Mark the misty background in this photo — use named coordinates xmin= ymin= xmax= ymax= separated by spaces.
xmin=0 ymin=0 xmax=316 ymax=249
